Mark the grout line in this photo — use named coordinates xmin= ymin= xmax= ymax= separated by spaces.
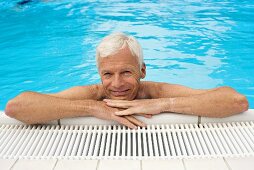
xmin=96 ymin=160 xmax=100 ymax=170
xmin=9 ymin=158 xmax=19 ymax=170
xmin=140 ymin=160 xmax=142 ymax=170
xmin=52 ymin=159 xmax=59 ymax=170
xmin=223 ymin=157 xmax=232 ymax=170
xmin=182 ymin=159 xmax=187 ymax=170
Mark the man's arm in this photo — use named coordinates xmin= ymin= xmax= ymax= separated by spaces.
xmin=4 ymin=85 xmax=145 ymax=128
xmin=155 ymin=82 xmax=249 ymax=117
xmin=159 ymin=87 xmax=248 ymax=117
xmin=4 ymin=85 xmax=101 ymax=124
xmin=104 ymin=82 xmax=249 ymax=118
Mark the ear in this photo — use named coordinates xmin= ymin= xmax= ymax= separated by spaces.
xmin=140 ymin=63 xmax=146 ymax=79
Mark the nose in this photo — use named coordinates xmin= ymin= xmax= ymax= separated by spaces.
xmin=111 ymin=74 xmax=124 ymax=88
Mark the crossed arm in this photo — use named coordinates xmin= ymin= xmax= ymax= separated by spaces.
xmin=104 ymin=83 xmax=249 ymax=118
xmin=4 ymin=85 xmax=146 ymax=129
xmin=4 ymin=82 xmax=249 ymax=128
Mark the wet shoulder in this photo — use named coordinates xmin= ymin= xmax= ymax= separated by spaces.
xmin=138 ymin=81 xmax=160 ymax=99
xmin=140 ymin=81 xmax=169 ymax=99
xmin=94 ymin=84 xmax=106 ymax=100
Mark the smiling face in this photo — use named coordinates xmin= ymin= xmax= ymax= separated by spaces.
xmin=98 ymin=46 xmax=146 ymax=100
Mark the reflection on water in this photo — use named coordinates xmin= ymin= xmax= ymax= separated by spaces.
xmin=0 ymin=0 xmax=253 ymax=109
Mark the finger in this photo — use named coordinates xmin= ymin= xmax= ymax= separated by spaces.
xmin=125 ymin=115 xmax=146 ymax=127
xmin=105 ymin=102 xmax=132 ymax=109
xmin=104 ymin=99 xmax=136 ymax=106
xmin=113 ymin=116 xmax=137 ymax=129
xmin=103 ymin=99 xmax=132 ymax=103
xmin=136 ymin=113 xmax=152 ymax=118
xmin=143 ymin=114 xmax=153 ymax=118
xmin=115 ymin=109 xmax=135 ymax=116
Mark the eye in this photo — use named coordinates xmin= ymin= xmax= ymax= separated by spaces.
xmin=103 ymin=72 xmax=112 ymax=78
xmin=122 ymin=71 xmax=132 ymax=76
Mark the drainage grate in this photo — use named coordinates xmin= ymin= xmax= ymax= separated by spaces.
xmin=0 ymin=122 xmax=254 ymax=159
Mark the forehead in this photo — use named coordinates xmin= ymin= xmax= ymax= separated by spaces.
xmin=98 ymin=46 xmax=139 ymax=71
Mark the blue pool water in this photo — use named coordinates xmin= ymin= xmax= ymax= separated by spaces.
xmin=0 ymin=0 xmax=253 ymax=110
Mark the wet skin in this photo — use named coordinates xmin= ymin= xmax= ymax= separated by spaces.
xmin=98 ymin=46 xmax=146 ymax=101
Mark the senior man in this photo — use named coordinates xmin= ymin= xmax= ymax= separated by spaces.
xmin=5 ymin=33 xmax=249 ymax=129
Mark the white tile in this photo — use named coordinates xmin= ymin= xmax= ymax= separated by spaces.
xmin=54 ymin=160 xmax=98 ymax=170
xmin=142 ymin=159 xmax=184 ymax=170
xmin=0 ymin=112 xmax=25 ymax=125
xmin=183 ymin=158 xmax=229 ymax=170
xmin=225 ymin=156 xmax=254 ymax=170
xmin=138 ymin=113 xmax=198 ymax=124
xmin=12 ymin=159 xmax=57 ymax=170
xmin=60 ymin=113 xmax=198 ymax=125
xmin=0 ymin=111 xmax=58 ymax=125
xmin=200 ymin=109 xmax=254 ymax=123
xmin=98 ymin=160 xmax=140 ymax=170
xmin=0 ymin=159 xmax=17 ymax=170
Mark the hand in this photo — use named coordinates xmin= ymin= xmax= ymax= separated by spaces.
xmin=103 ymin=99 xmax=164 ymax=116
xmin=91 ymin=101 xmax=146 ymax=129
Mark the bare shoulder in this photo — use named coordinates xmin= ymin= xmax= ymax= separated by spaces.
xmin=142 ymin=81 xmax=215 ymax=98
xmin=47 ymin=84 xmax=103 ymax=100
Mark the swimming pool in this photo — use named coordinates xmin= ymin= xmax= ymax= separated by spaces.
xmin=0 ymin=0 xmax=253 ymax=110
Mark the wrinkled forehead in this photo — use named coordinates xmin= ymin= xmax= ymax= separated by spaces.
xmin=98 ymin=47 xmax=140 ymax=71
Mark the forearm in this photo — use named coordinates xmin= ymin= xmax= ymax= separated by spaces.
xmin=161 ymin=87 xmax=249 ymax=117
xmin=5 ymin=92 xmax=96 ymax=124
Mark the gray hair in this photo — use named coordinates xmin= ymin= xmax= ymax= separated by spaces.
xmin=96 ymin=32 xmax=144 ymax=69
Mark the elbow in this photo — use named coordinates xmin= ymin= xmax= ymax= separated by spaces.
xmin=235 ymin=94 xmax=249 ymax=112
xmin=5 ymin=99 xmax=34 ymax=124
xmin=5 ymin=92 xmax=34 ymax=119
xmin=220 ymin=86 xmax=249 ymax=113
xmin=5 ymin=99 xmax=19 ymax=118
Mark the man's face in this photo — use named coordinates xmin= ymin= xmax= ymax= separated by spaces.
xmin=98 ymin=46 xmax=146 ymax=100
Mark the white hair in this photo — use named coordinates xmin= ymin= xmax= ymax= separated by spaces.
xmin=96 ymin=32 xmax=144 ymax=69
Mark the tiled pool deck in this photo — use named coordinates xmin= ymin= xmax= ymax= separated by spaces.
xmin=0 ymin=110 xmax=253 ymax=170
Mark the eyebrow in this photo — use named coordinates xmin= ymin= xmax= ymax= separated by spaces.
xmin=101 ymin=70 xmax=111 ymax=74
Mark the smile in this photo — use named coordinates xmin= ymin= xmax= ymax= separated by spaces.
xmin=110 ymin=89 xmax=130 ymax=96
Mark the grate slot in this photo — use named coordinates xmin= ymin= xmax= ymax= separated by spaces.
xmin=189 ymin=124 xmax=204 ymax=156
xmin=132 ymin=127 xmax=137 ymax=157
xmin=0 ymin=122 xmax=253 ymax=159
xmin=137 ymin=127 xmax=142 ymax=158
xmin=157 ymin=125 xmax=165 ymax=157
xmin=240 ymin=122 xmax=254 ymax=147
xmin=199 ymin=124 xmax=216 ymax=155
xmin=121 ymin=126 xmax=126 ymax=157
xmin=43 ymin=126 xmax=60 ymax=157
xmin=184 ymin=124 xmax=198 ymax=156
xmin=0 ymin=125 xmax=20 ymax=156
xmin=82 ymin=126 xmax=93 ymax=156
xmin=71 ymin=126 xmax=83 ymax=157
xmin=219 ymin=123 xmax=241 ymax=155
xmin=171 ymin=125 xmax=181 ymax=156
xmin=166 ymin=125 xmax=176 ymax=156
xmin=151 ymin=125 xmax=159 ymax=157
xmin=147 ymin=126 xmax=154 ymax=156
xmin=175 ymin=124 xmax=187 ymax=157
xmin=98 ymin=125 xmax=106 ymax=157
xmin=92 ymin=126 xmax=102 ymax=157
xmin=180 ymin=124 xmax=193 ymax=156
xmin=226 ymin=123 xmax=247 ymax=154
xmin=203 ymin=124 xmax=221 ymax=156
xmin=142 ymin=128 xmax=148 ymax=157
xmin=87 ymin=126 xmax=97 ymax=157
xmin=1 ymin=126 xmax=24 ymax=158
xmin=161 ymin=125 xmax=170 ymax=157
xmin=109 ymin=125 xmax=116 ymax=157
